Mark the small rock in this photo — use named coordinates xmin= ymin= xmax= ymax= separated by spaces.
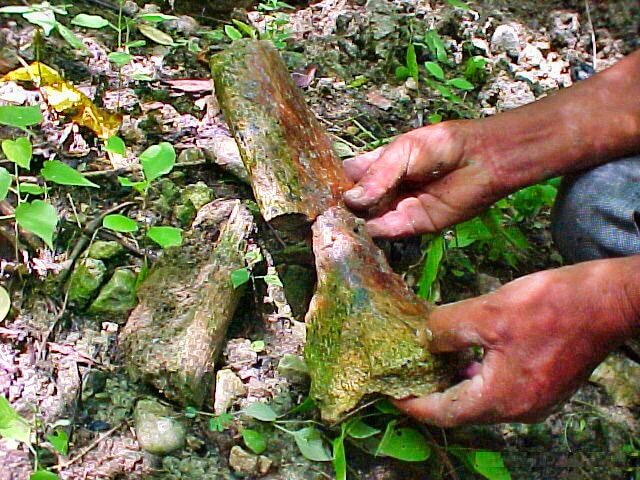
xmin=404 ymin=77 xmax=418 ymax=91
xmin=171 ymin=15 xmax=199 ymax=36
xmin=181 ymin=182 xmax=214 ymax=210
xmin=590 ymin=352 xmax=640 ymax=409
xmin=88 ymin=241 xmax=124 ymax=260
xmin=277 ymin=354 xmax=309 ymax=384
xmin=67 ymin=258 xmax=106 ymax=308
xmin=89 ymin=268 xmax=137 ymax=316
xmin=476 ymin=273 xmax=502 ymax=295
xmin=490 ymin=25 xmax=520 ymax=55
xmin=134 ymin=399 xmax=185 ymax=456
xmin=366 ymin=90 xmax=393 ymax=110
xmin=257 ymin=455 xmax=272 ymax=475
xmin=214 ymin=369 xmax=247 ymax=415
xmin=229 ymin=446 xmax=259 ymax=476
xmin=177 ymin=147 xmax=205 ymax=164
xmin=518 ymin=44 xmax=544 ymax=67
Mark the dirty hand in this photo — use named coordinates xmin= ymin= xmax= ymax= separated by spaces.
xmin=393 ymin=256 xmax=640 ymax=427
xmin=342 ymin=121 xmax=497 ymax=238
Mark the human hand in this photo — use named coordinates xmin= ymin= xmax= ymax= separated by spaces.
xmin=343 ymin=121 xmax=501 ymax=238
xmin=393 ymin=257 xmax=640 ymax=427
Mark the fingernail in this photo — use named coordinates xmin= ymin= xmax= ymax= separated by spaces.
xmin=345 ymin=186 xmax=364 ymax=200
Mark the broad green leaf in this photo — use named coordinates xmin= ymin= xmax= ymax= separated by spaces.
xmin=417 ymin=235 xmax=444 ymax=302
xmin=0 ymin=168 xmax=11 ymax=201
xmin=0 ymin=106 xmax=43 ymax=129
xmin=118 ymin=177 xmax=147 ymax=193
xmin=424 ymin=61 xmax=445 ymax=81
xmin=242 ymin=402 xmax=277 ymax=422
xmin=242 ymin=429 xmax=267 ymax=454
xmin=41 ymin=160 xmax=99 ymax=188
xmin=347 ymin=419 xmax=381 ymax=439
xmin=395 ymin=65 xmax=410 ymax=81
xmin=0 ymin=395 xmax=31 ymax=445
xmin=287 ymin=396 xmax=316 ymax=416
xmin=209 ymin=413 xmax=233 ymax=432
xmin=433 ymin=82 xmax=462 ymax=103
xmin=125 ymin=40 xmax=147 ymax=48
xmin=406 ymin=44 xmax=418 ymax=81
xmin=447 ymin=77 xmax=475 ymax=91
xmin=0 ymin=286 xmax=10 ymax=322
xmin=428 ymin=113 xmax=442 ymax=124
xmin=140 ymin=142 xmax=176 ymax=182
xmin=18 ymin=183 xmax=47 ymax=195
xmin=332 ymin=435 xmax=347 ymax=480
xmin=56 ymin=23 xmax=87 ymax=52
xmin=472 ymin=450 xmax=512 ymax=480
xmin=251 ymin=340 xmax=265 ymax=352
xmin=244 ymin=249 xmax=263 ymax=266
xmin=47 ymin=429 xmax=69 ymax=456
xmin=136 ymin=13 xmax=178 ymax=23
xmin=30 ymin=471 xmax=60 ymax=480
xmin=107 ymin=51 xmax=132 ymax=68
xmin=102 ymin=214 xmax=138 ymax=233
xmin=2 ymin=137 xmax=32 ymax=169
xmin=263 ymin=273 xmax=283 ymax=287
xmin=374 ymin=399 xmax=400 ymax=415
xmin=105 ymin=136 xmax=126 ymax=155
xmin=183 ymin=406 xmax=198 ymax=418
xmin=230 ymin=268 xmax=250 ymax=289
xmin=293 ymin=427 xmax=332 ymax=462
xmin=23 ymin=10 xmax=56 ymax=36
xmin=449 ymin=217 xmax=492 ymax=248
xmin=138 ymin=24 xmax=174 ymax=46
xmin=232 ymin=19 xmax=256 ymax=39
xmin=424 ymin=31 xmax=448 ymax=63
xmin=71 ymin=13 xmax=109 ymax=28
xmin=333 ymin=141 xmax=354 ymax=159
xmin=446 ymin=0 xmax=471 ymax=9
xmin=15 ymin=200 xmax=57 ymax=249
xmin=0 ymin=6 xmax=33 ymax=13
xmin=146 ymin=226 xmax=183 ymax=248
xmin=376 ymin=421 xmax=430 ymax=462
xmin=224 ymin=25 xmax=243 ymax=40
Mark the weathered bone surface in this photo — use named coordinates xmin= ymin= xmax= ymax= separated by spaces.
xmin=304 ymin=206 xmax=456 ymax=423
xmin=119 ymin=200 xmax=254 ymax=407
xmin=211 ymin=40 xmax=351 ymax=231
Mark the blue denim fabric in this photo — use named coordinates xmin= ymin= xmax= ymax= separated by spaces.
xmin=551 ymin=156 xmax=640 ymax=264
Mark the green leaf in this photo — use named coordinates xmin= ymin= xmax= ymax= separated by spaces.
xmin=287 ymin=396 xmax=316 ymax=416
xmin=449 ymin=217 xmax=491 ymax=248
xmin=242 ymin=402 xmax=277 ymax=422
xmin=0 ymin=286 xmax=10 ymax=323
xmin=374 ymin=399 xmax=400 ymax=415
xmin=209 ymin=413 xmax=233 ymax=432
xmin=376 ymin=421 xmax=430 ymax=462
xmin=0 ymin=106 xmax=43 ymax=128
xmin=242 ymin=429 xmax=267 ymax=454
xmin=125 ymin=40 xmax=147 ymax=48
xmin=23 ymin=10 xmax=56 ymax=36
xmin=146 ymin=226 xmax=183 ymax=248
xmin=406 ymin=44 xmax=419 ymax=81
xmin=41 ymin=160 xmax=99 ymax=188
xmin=71 ymin=13 xmax=109 ymax=28
xmin=263 ymin=273 xmax=283 ymax=287
xmin=332 ymin=435 xmax=347 ymax=480
xmin=224 ymin=25 xmax=243 ymax=40
xmin=136 ymin=13 xmax=178 ymax=23
xmin=105 ymin=136 xmax=126 ymax=155
xmin=140 ymin=142 xmax=176 ymax=182
xmin=30 ymin=471 xmax=60 ymax=480
xmin=0 ymin=395 xmax=31 ymax=445
xmin=107 ymin=51 xmax=132 ymax=68
xmin=447 ymin=77 xmax=475 ymax=90
xmin=118 ymin=177 xmax=147 ymax=193
xmin=293 ymin=427 xmax=332 ymax=462
xmin=102 ymin=214 xmax=138 ymax=233
xmin=15 ymin=200 xmax=57 ymax=249
xmin=18 ymin=183 xmax=47 ymax=195
xmin=347 ymin=419 xmax=381 ymax=439
xmin=0 ymin=168 xmax=10 ymax=201
xmin=417 ymin=234 xmax=444 ymax=301
xmin=183 ymin=406 xmax=198 ymax=418
xmin=47 ymin=429 xmax=69 ymax=456
xmin=427 ymin=113 xmax=442 ymax=124
xmin=251 ymin=340 xmax=265 ymax=352
xmin=0 ymin=6 xmax=34 ymax=13
xmin=424 ymin=31 xmax=448 ymax=63
xmin=56 ymin=23 xmax=87 ymax=52
xmin=232 ymin=19 xmax=257 ymax=38
xmin=424 ymin=61 xmax=445 ymax=81
xmin=131 ymin=73 xmax=154 ymax=82
xmin=395 ymin=65 xmax=410 ymax=81
xmin=446 ymin=0 xmax=471 ymax=9
xmin=2 ymin=137 xmax=32 ymax=169
xmin=138 ymin=24 xmax=174 ymax=46
xmin=471 ymin=450 xmax=512 ymax=480
xmin=230 ymin=268 xmax=250 ymax=289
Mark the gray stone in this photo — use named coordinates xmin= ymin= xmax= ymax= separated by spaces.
xmin=67 ymin=258 xmax=106 ymax=308
xmin=89 ymin=268 xmax=137 ymax=316
xmin=134 ymin=399 xmax=185 ymax=456
xmin=214 ymin=369 xmax=246 ymax=415
xmin=88 ymin=241 xmax=124 ymax=260
xmin=518 ymin=44 xmax=544 ymax=67
xmin=229 ymin=446 xmax=258 ymax=476
xmin=490 ymin=25 xmax=520 ymax=55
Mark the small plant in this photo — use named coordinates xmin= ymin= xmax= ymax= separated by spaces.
xmin=118 ymin=142 xmax=176 ymax=195
xmin=230 ymin=249 xmax=283 ymax=289
xmin=223 ymin=12 xmax=292 ymax=49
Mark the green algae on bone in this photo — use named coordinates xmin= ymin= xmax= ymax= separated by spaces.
xmin=304 ymin=206 xmax=455 ymax=423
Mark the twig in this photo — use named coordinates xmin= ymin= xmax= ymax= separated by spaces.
xmin=83 ymin=160 xmax=208 ymax=179
xmin=584 ymin=0 xmax=597 ymax=71
xmin=51 ymin=422 xmax=123 ymax=471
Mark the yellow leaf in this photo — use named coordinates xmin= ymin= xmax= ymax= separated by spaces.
xmin=0 ymin=62 xmax=121 ymax=139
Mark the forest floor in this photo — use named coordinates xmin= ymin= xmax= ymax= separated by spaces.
xmin=0 ymin=0 xmax=639 ymax=479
